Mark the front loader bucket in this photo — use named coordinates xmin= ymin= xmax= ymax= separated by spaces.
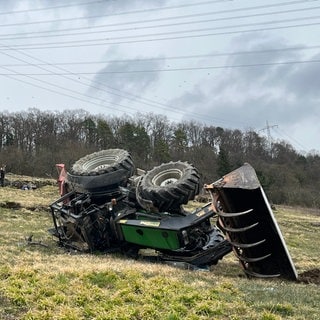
xmin=205 ymin=163 xmax=298 ymax=281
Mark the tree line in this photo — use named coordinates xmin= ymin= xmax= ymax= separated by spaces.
xmin=0 ymin=108 xmax=319 ymax=208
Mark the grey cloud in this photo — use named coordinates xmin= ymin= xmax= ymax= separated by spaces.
xmin=174 ymin=33 xmax=320 ymax=132
xmin=224 ymin=34 xmax=302 ymax=86
xmin=284 ymin=53 xmax=320 ymax=98
xmin=88 ymin=56 xmax=165 ymax=105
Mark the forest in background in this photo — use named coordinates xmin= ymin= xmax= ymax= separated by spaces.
xmin=0 ymin=108 xmax=319 ymax=208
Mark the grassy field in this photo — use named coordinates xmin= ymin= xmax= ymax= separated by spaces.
xmin=0 ymin=180 xmax=320 ymax=320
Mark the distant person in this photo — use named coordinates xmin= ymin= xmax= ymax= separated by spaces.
xmin=0 ymin=165 xmax=5 ymax=187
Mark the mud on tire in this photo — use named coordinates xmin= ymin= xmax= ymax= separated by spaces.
xmin=136 ymin=161 xmax=200 ymax=213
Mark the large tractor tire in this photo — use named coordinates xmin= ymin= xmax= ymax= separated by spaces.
xmin=136 ymin=161 xmax=200 ymax=213
xmin=67 ymin=149 xmax=135 ymax=201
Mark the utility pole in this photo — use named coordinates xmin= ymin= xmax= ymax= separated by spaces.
xmin=259 ymin=121 xmax=278 ymax=150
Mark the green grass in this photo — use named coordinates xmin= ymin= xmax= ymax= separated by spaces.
xmin=1 ymin=186 xmax=320 ymax=320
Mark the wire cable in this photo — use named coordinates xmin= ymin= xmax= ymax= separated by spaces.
xmin=2 ymin=58 xmax=320 ymax=75
xmin=2 ymin=19 xmax=320 ymax=50
xmin=0 ymin=45 xmax=240 ymax=126
xmin=0 ymin=65 xmax=141 ymax=116
xmin=1 ymin=66 xmax=240 ymax=126
xmin=273 ymin=127 xmax=307 ymax=150
xmin=1 ymin=44 xmax=320 ymax=67
xmin=1 ymin=3 xmax=320 ymax=40
xmin=1 ymin=41 xmax=318 ymax=133
xmin=0 ymin=0 xmax=232 ymax=27
xmin=0 ymin=0 xmax=110 ymax=15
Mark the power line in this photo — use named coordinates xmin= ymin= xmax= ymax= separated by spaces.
xmin=273 ymin=127 xmax=307 ymax=150
xmin=2 ymin=19 xmax=320 ymax=50
xmin=1 ymin=64 xmax=161 ymax=117
xmin=259 ymin=121 xmax=307 ymax=152
xmin=0 ymin=0 xmax=110 ymax=15
xmin=0 ymin=0 xmax=232 ymax=27
xmin=1 ymin=72 xmax=135 ymax=117
xmin=1 ymin=41 xmax=316 ymax=131
xmin=1 ymin=44 xmax=320 ymax=67
xmin=0 ymin=67 xmax=314 ymax=152
xmin=0 ymin=66 xmax=238 ymax=126
xmin=2 ymin=58 xmax=320 ymax=75
xmin=0 ymin=43 xmax=241 ymax=127
xmin=0 ymin=43 xmax=191 ymax=118
xmin=1 ymin=3 xmax=320 ymax=41
xmin=0 ymin=48 xmax=179 ymax=116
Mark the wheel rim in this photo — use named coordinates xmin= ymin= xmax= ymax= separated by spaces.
xmin=82 ymin=155 xmax=119 ymax=171
xmin=152 ymin=169 xmax=183 ymax=186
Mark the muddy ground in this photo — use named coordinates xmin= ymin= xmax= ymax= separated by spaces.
xmin=298 ymin=269 xmax=320 ymax=285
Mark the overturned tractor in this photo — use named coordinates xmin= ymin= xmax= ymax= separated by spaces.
xmin=49 ymin=149 xmax=297 ymax=280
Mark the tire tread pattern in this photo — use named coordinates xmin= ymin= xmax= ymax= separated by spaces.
xmin=137 ymin=161 xmax=200 ymax=212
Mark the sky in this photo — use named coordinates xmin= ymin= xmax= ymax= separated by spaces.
xmin=0 ymin=0 xmax=320 ymax=154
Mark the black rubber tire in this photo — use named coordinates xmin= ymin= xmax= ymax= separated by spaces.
xmin=67 ymin=149 xmax=135 ymax=196
xmin=70 ymin=149 xmax=134 ymax=176
xmin=137 ymin=161 xmax=200 ymax=213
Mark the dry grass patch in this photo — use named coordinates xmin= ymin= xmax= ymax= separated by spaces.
xmin=0 ymin=185 xmax=58 ymax=211
xmin=273 ymin=206 xmax=320 ymax=272
xmin=1 ymin=185 xmax=320 ymax=319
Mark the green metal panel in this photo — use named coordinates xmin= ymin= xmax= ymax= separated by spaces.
xmin=118 ymin=219 xmax=181 ymax=250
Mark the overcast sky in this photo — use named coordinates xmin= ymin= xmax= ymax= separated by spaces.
xmin=0 ymin=0 xmax=320 ymax=154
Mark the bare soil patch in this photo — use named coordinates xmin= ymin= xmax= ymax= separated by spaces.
xmin=298 ymin=269 xmax=320 ymax=285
